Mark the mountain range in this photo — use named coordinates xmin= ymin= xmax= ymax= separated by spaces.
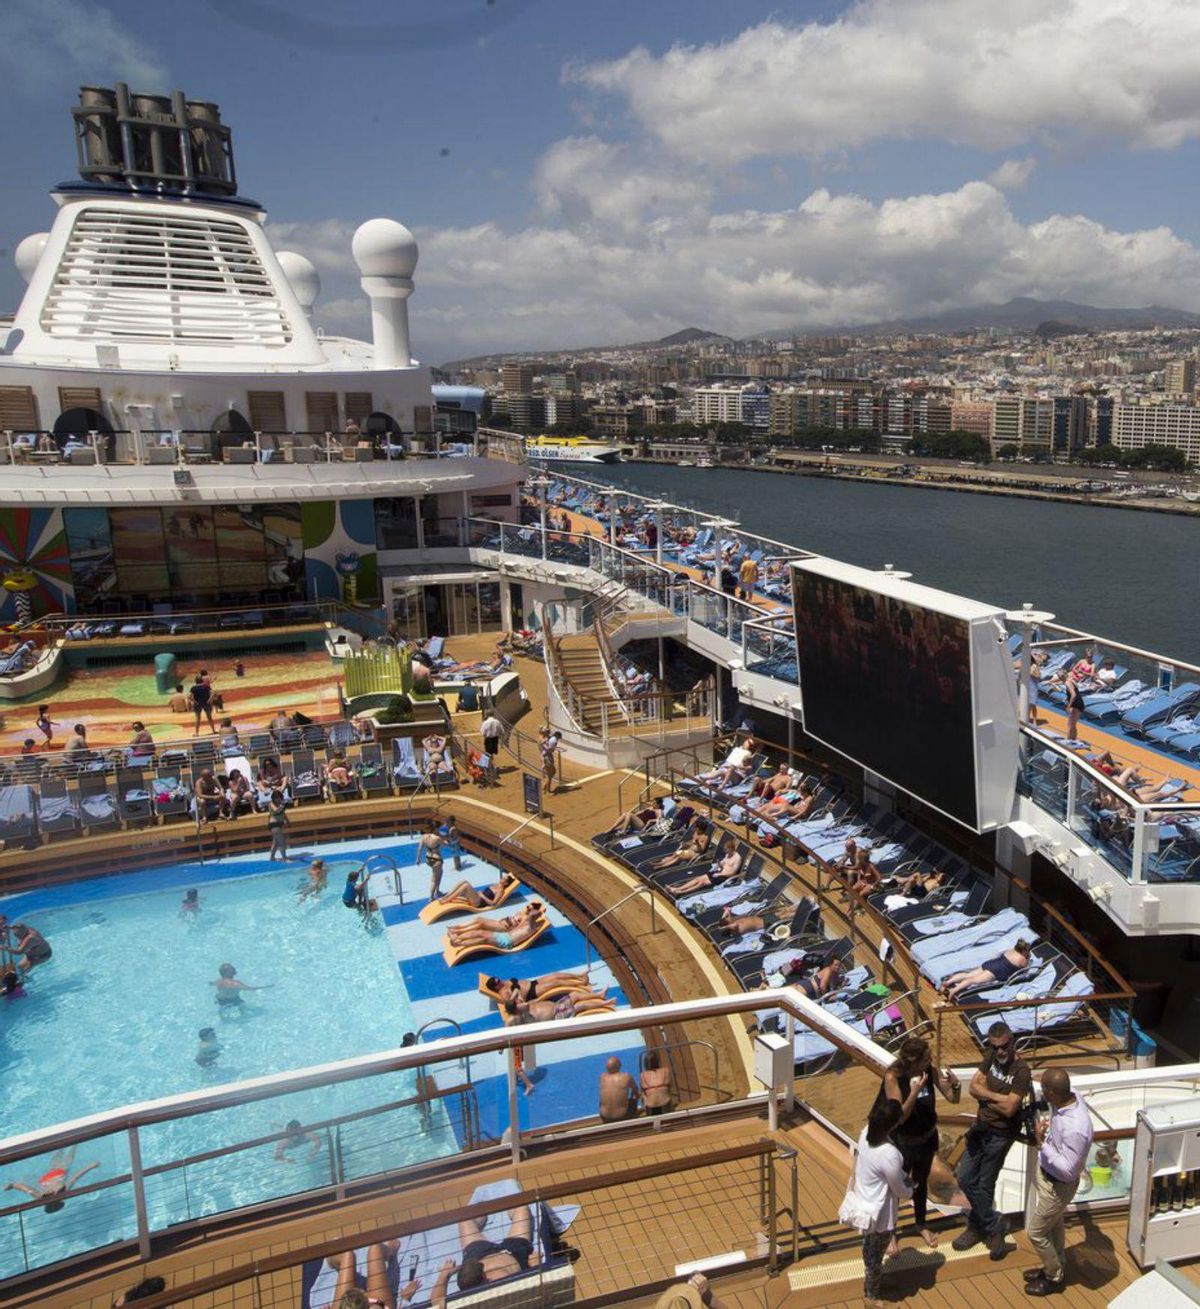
xmin=764 ymin=297 xmax=1200 ymax=338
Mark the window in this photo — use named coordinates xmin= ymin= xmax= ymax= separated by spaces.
xmin=305 ymin=391 xmax=338 ymax=434
xmin=0 ymin=386 xmax=39 ymax=431
xmin=470 ymin=494 xmax=512 ymax=510
xmin=375 ymin=497 xmax=419 ymax=550
xmin=344 ymin=392 xmax=373 ymax=424
xmin=248 ymin=390 xmax=287 ymax=432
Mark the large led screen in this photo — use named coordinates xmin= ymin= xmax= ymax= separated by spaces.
xmin=793 ymin=565 xmax=979 ymax=828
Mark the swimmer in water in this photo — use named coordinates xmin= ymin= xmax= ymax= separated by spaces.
xmin=195 ymin=1027 xmax=221 ymax=1067
xmin=2 ymin=969 xmax=26 ymax=999
xmin=4 ymin=1146 xmax=100 ymax=1213
xmin=298 ymin=858 xmax=328 ymax=901
xmin=211 ymin=962 xmax=268 ymax=1011
xmin=179 ymin=888 xmax=200 ymax=917
xmin=273 ymin=1118 xmax=323 ymax=1162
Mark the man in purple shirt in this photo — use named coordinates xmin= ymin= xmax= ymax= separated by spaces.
xmin=1025 ymin=1068 xmax=1094 ymax=1296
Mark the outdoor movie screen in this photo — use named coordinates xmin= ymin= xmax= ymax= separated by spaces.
xmin=793 ymin=567 xmax=978 ymax=828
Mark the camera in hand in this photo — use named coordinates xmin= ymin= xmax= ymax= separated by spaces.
xmin=1017 ymin=1096 xmax=1049 ymax=1144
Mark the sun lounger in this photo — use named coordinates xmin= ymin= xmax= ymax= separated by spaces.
xmin=1121 ymin=682 xmax=1200 ymax=735
xmin=442 ymin=914 xmax=551 ymax=967
xmin=117 ymin=768 xmax=153 ymax=824
xmin=36 ymin=778 xmax=80 ymax=837
xmin=290 ymin=749 xmax=324 ymax=802
xmin=420 ymin=873 xmax=521 ymax=925
xmin=357 ymin=742 xmax=392 ymax=795
xmin=153 ymin=771 xmax=190 ymax=819
xmin=967 ymin=968 xmax=1093 ymax=1041
xmin=78 ymin=772 xmax=118 ymax=829
xmin=393 ymin=736 xmax=422 ymax=788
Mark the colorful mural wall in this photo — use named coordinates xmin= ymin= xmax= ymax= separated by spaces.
xmin=0 ymin=508 xmax=75 ymax=622
xmin=301 ymin=499 xmax=379 ymax=604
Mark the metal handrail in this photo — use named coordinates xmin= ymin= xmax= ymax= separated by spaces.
xmin=415 ymin=1016 xmax=472 ymax=1085
xmin=584 ymin=882 xmax=659 ymax=974
xmin=364 ymin=852 xmax=404 ymax=902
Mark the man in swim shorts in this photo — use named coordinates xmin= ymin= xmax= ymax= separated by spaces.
xmin=211 ymin=962 xmax=267 ymax=1012
xmin=598 ymin=1056 xmax=639 ymax=1122
xmin=431 ymin=1206 xmax=539 ymax=1306
xmin=195 ymin=1027 xmax=221 ymax=1068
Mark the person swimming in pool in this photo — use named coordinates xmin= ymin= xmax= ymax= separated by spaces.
xmin=446 ymin=903 xmax=543 ymax=951
xmin=179 ymin=888 xmax=200 ymax=918
xmin=433 ymin=872 xmax=517 ymax=910
xmin=298 ymin=858 xmax=328 ymax=902
xmin=211 ymin=962 xmax=268 ymax=1011
xmin=195 ymin=1027 xmax=221 ymax=1067
xmin=273 ymin=1118 xmax=323 ymax=1163
xmin=341 ymin=866 xmax=369 ymax=914
xmin=4 ymin=1146 xmax=100 ymax=1213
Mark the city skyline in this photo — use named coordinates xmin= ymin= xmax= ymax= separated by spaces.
xmin=4 ymin=0 xmax=1200 ymax=363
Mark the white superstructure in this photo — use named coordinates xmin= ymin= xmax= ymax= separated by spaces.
xmin=0 ymin=83 xmax=433 ymax=447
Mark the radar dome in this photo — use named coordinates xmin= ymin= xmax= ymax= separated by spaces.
xmin=275 ymin=250 xmax=321 ymax=310
xmin=352 ymin=219 xmax=418 ymax=279
xmin=14 ymin=233 xmax=49 ymax=284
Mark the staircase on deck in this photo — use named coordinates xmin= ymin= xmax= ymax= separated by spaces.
xmin=554 ymin=629 xmax=629 ymax=736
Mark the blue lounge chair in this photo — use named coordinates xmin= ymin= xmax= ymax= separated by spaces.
xmin=1121 ymin=682 xmax=1200 ymax=735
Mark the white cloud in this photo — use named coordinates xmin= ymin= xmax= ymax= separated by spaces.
xmin=272 ymin=177 xmax=1200 ymax=361
xmin=0 ymin=0 xmax=166 ymax=93
xmin=532 ymin=136 xmax=711 ymax=235
xmin=571 ymin=0 xmax=1200 ymax=162
xmin=989 ymin=157 xmax=1038 ymax=190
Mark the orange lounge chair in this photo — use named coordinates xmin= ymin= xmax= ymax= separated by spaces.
xmin=442 ymin=914 xmax=550 ymax=967
xmin=418 ymin=873 xmax=520 ymax=926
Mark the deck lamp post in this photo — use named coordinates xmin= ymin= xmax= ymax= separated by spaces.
xmin=528 ymin=474 xmax=551 ymax=560
xmin=1005 ymin=603 xmax=1056 ymax=728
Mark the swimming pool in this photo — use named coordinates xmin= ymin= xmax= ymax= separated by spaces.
xmin=0 ymin=833 xmax=644 ymax=1279
xmin=0 ymin=837 xmax=454 ymax=1276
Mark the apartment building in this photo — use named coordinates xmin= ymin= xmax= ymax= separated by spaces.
xmin=1164 ymin=358 xmax=1196 ymax=399
xmin=692 ymin=384 xmax=746 ymax=424
xmin=1112 ymin=402 xmax=1200 ymax=462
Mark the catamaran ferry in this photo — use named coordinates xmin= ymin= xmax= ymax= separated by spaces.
xmin=524 ymin=434 xmax=622 ymax=463
xmin=1 ymin=82 xmax=1199 ymax=1309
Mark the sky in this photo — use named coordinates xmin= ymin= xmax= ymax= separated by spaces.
xmin=4 ymin=0 xmax=1200 ymax=364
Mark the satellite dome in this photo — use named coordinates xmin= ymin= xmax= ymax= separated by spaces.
xmin=352 ymin=219 xmax=418 ymax=279
xmin=14 ymin=233 xmax=49 ymax=284
xmin=275 ymin=250 xmax=321 ymax=309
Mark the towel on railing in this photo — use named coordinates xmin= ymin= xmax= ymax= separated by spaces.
xmin=81 ymin=793 xmax=115 ymax=822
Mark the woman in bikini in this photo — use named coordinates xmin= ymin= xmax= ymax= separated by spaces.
xmin=846 ymin=848 xmax=882 ymax=900
xmin=4 ymin=1147 xmax=100 ymax=1213
xmin=447 ymin=903 xmax=544 ymax=951
xmin=646 ymin=821 xmax=713 ymax=870
xmin=795 ymin=956 xmax=845 ymax=1000
xmin=434 ymin=872 xmax=517 ymax=910
xmin=488 ymin=972 xmax=591 ymax=1003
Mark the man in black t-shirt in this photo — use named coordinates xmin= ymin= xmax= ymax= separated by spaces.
xmin=952 ymin=1020 xmax=1031 ymax=1260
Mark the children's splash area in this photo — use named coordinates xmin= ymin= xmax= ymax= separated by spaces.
xmin=0 ymin=834 xmax=640 ymax=1279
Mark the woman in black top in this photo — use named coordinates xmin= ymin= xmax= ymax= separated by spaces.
xmin=191 ymin=672 xmax=215 ymax=733
xmin=875 ymin=1037 xmax=960 ymax=1251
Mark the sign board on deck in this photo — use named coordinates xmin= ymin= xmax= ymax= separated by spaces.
xmin=522 ymin=772 xmax=542 ymax=816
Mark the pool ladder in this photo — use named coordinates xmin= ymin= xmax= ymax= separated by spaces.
xmin=415 ymin=1017 xmax=472 ymax=1085
xmin=362 ymin=852 xmax=405 ymax=902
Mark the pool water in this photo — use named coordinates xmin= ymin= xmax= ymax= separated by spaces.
xmin=0 ymin=839 xmax=456 ymax=1277
xmin=0 ymin=834 xmax=643 ymax=1280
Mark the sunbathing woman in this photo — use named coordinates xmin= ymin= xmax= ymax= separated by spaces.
xmin=795 ymin=956 xmax=846 ymax=1000
xmin=942 ymin=939 xmax=1032 ymax=1001
xmin=610 ymin=796 xmax=666 ymax=837
xmin=488 ymin=972 xmax=591 ymax=1003
xmin=434 ymin=873 xmax=517 ymax=910
xmin=895 ymin=868 xmax=947 ymax=900
xmin=664 ymin=845 xmax=743 ymax=899
xmin=447 ymin=903 xmax=544 ymax=951
xmin=752 ymin=779 xmax=813 ymax=819
xmin=646 ymin=821 xmax=713 ymax=870
xmin=846 ymin=848 xmax=882 ymax=900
